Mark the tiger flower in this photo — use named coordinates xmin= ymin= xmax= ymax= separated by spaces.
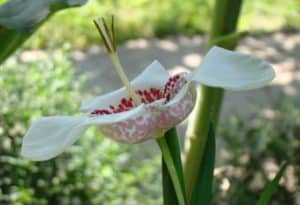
xmin=21 ymin=18 xmax=275 ymax=161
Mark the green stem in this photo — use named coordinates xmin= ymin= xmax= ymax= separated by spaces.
xmin=184 ymin=0 xmax=243 ymax=202
xmin=184 ymin=87 xmax=223 ymax=200
xmin=162 ymin=128 xmax=186 ymax=205
xmin=157 ymin=137 xmax=186 ymax=205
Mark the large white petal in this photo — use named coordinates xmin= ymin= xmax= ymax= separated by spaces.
xmin=21 ymin=105 xmax=154 ymax=157
xmin=190 ymin=46 xmax=275 ymax=90
xmin=80 ymin=60 xmax=170 ymax=113
xmin=21 ymin=116 xmax=87 ymax=161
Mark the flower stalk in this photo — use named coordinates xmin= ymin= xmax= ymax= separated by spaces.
xmin=184 ymin=0 xmax=243 ymax=201
xmin=157 ymin=136 xmax=187 ymax=205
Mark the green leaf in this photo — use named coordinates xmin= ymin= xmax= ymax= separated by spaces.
xmin=209 ymin=31 xmax=248 ymax=50
xmin=190 ymin=123 xmax=215 ymax=205
xmin=0 ymin=0 xmax=87 ymax=64
xmin=257 ymin=162 xmax=288 ymax=205
xmin=162 ymin=128 xmax=186 ymax=205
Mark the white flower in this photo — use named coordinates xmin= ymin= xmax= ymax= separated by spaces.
xmin=21 ymin=46 xmax=275 ymax=161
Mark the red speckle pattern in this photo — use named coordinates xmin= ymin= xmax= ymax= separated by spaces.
xmin=90 ymin=74 xmax=187 ymax=116
xmin=162 ymin=74 xmax=187 ymax=101
xmin=89 ymin=73 xmax=194 ymax=143
xmin=99 ymin=89 xmax=194 ymax=143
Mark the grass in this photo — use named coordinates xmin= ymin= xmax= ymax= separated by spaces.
xmin=24 ymin=0 xmax=300 ymax=49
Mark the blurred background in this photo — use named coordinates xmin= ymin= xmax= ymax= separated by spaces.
xmin=0 ymin=0 xmax=299 ymax=204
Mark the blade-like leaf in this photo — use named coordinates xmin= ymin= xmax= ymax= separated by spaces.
xmin=190 ymin=123 xmax=215 ymax=205
xmin=162 ymin=128 xmax=186 ymax=205
xmin=257 ymin=162 xmax=288 ymax=205
xmin=0 ymin=0 xmax=87 ymax=64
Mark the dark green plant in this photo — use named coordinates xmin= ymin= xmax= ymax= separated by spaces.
xmin=190 ymin=123 xmax=215 ymax=205
xmin=257 ymin=162 xmax=288 ymax=205
xmin=0 ymin=0 xmax=87 ymax=64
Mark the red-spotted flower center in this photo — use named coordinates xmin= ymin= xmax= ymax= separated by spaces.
xmin=90 ymin=74 xmax=187 ymax=116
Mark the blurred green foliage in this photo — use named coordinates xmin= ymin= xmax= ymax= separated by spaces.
xmin=27 ymin=0 xmax=300 ymax=49
xmin=214 ymin=97 xmax=300 ymax=205
xmin=0 ymin=53 xmax=161 ymax=204
xmin=0 ymin=0 xmax=87 ymax=64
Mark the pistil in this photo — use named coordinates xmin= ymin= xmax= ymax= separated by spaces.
xmin=93 ymin=17 xmax=142 ymax=105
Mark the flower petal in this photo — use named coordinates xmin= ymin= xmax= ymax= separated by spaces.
xmin=84 ymin=73 xmax=195 ymax=144
xmin=21 ymin=108 xmax=150 ymax=159
xmin=80 ymin=60 xmax=169 ymax=113
xmin=87 ymin=97 xmax=194 ymax=144
xmin=21 ymin=116 xmax=87 ymax=161
xmin=159 ymin=82 xmax=195 ymax=130
xmin=83 ymin=76 xmax=195 ymax=144
xmin=21 ymin=81 xmax=195 ymax=151
xmin=86 ymin=104 xmax=147 ymax=125
xmin=87 ymin=104 xmax=159 ymax=143
xmin=190 ymin=46 xmax=275 ymax=90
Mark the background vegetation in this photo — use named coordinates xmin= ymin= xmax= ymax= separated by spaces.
xmin=23 ymin=0 xmax=300 ymax=49
xmin=0 ymin=0 xmax=299 ymax=204
xmin=0 ymin=54 xmax=162 ymax=204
